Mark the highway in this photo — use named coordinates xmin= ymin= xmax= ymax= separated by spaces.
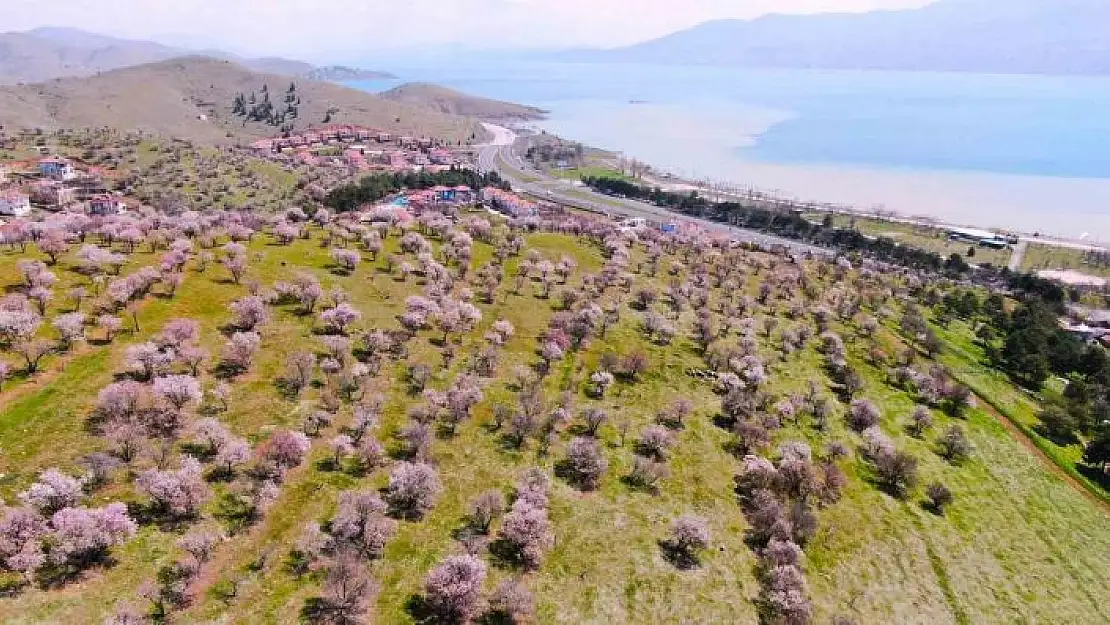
xmin=476 ymin=123 xmax=832 ymax=257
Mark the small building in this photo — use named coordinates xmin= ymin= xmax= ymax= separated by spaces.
xmin=428 ymin=149 xmax=454 ymax=166
xmin=452 ymin=185 xmax=473 ymax=204
xmin=88 ymin=194 xmax=126 ymax=216
xmin=29 ymin=180 xmax=76 ymax=208
xmin=38 ymin=157 xmax=77 ymax=181
xmin=0 ymin=189 xmax=31 ymax=217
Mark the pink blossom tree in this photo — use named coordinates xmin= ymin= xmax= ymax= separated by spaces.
xmin=424 ymin=554 xmax=486 ymax=623
xmin=152 ymin=375 xmax=202 ymax=410
xmin=385 ymin=462 xmax=441 ymax=519
xmin=18 ymin=469 xmax=83 ymax=515
xmin=230 ymin=296 xmax=270 ymax=331
xmin=220 ymin=331 xmax=261 ymax=372
xmin=319 ymin=303 xmax=361 ymax=335
xmin=52 ymin=312 xmax=86 ymax=348
xmin=136 ymin=458 xmax=209 ymax=519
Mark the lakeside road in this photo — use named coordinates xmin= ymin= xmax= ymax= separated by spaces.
xmin=477 ymin=123 xmax=832 ymax=257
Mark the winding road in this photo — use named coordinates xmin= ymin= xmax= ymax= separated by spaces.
xmin=477 ymin=124 xmax=832 ymax=256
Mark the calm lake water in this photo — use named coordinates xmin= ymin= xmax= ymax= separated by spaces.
xmin=348 ymin=61 xmax=1110 ymax=239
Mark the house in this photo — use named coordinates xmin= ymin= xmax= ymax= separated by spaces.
xmin=88 ymin=194 xmax=125 ymax=216
xmin=377 ymin=132 xmax=394 ymax=143
xmin=29 ymin=180 xmax=76 ymax=208
xmin=0 ymin=189 xmax=31 ymax=217
xmin=0 ymin=164 xmax=9 ymax=184
xmin=481 ymin=187 xmax=537 ymax=218
xmin=452 ymin=185 xmax=473 ymax=204
xmin=428 ymin=149 xmax=454 ymax=165
xmin=38 ymin=157 xmax=77 ymax=181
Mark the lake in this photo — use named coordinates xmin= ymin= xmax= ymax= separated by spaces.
xmin=347 ymin=61 xmax=1110 ymax=240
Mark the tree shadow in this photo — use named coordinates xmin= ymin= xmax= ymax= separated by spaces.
xmin=403 ymin=594 xmax=440 ymax=625
xmin=657 ymin=539 xmax=700 ymax=570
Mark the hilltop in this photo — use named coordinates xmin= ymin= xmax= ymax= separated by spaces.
xmin=0 ymin=57 xmax=488 ymax=145
xmin=380 ymin=82 xmax=547 ymax=122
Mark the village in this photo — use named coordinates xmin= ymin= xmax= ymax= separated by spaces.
xmin=247 ymin=124 xmax=472 ymax=175
xmin=0 ymin=123 xmax=555 ymax=225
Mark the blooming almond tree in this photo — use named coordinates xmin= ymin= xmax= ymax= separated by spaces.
xmin=319 ymin=303 xmax=361 ymax=335
xmin=52 ymin=312 xmax=86 ymax=349
xmin=152 ymin=375 xmax=203 ymax=411
xmin=424 ymin=554 xmax=487 ymax=623
xmin=136 ymin=458 xmax=209 ymax=519
xmin=18 ymin=469 xmax=83 ymax=515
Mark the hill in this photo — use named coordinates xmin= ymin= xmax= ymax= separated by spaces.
xmin=578 ymin=0 xmax=1110 ymax=76
xmin=0 ymin=208 xmax=1106 ymax=623
xmin=0 ymin=27 xmax=384 ymax=84
xmin=0 ymin=57 xmax=488 ymax=145
xmin=380 ymin=82 xmax=547 ymax=121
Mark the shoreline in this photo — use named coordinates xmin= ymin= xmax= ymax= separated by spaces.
xmin=503 ymin=121 xmax=1108 ymax=252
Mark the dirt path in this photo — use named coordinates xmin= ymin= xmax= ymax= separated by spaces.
xmin=975 ymin=395 xmax=1110 ymax=515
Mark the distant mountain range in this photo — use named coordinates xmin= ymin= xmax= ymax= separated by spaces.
xmin=571 ymin=0 xmax=1110 ymax=76
xmin=0 ymin=27 xmax=391 ymax=84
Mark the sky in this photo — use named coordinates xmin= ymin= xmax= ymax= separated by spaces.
xmin=2 ymin=0 xmax=935 ymax=61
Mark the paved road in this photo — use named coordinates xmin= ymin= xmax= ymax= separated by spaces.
xmin=1008 ymin=240 xmax=1029 ymax=272
xmin=477 ymin=124 xmax=831 ymax=256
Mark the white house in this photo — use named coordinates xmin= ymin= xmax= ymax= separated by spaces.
xmin=0 ymin=189 xmax=32 ymax=217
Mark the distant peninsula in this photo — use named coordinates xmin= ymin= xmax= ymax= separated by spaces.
xmin=306 ymin=65 xmax=397 ymax=82
xmin=379 ymin=82 xmax=548 ymax=122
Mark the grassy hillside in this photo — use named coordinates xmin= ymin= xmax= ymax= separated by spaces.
xmin=380 ymin=82 xmax=548 ymax=122
xmin=0 ymin=218 xmax=1106 ymax=624
xmin=0 ymin=58 xmax=488 ymax=145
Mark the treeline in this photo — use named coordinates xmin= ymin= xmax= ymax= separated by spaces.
xmin=324 ymin=169 xmax=508 ymax=212
xmin=938 ymin=288 xmax=1110 ymax=475
xmin=232 ymin=83 xmax=299 ymax=132
xmin=582 ymin=176 xmax=965 ymax=273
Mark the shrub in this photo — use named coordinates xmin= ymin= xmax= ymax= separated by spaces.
xmin=636 ymin=425 xmax=673 ymax=460
xmin=469 ymin=490 xmax=505 ymax=534
xmin=925 ymin=481 xmax=954 ymax=515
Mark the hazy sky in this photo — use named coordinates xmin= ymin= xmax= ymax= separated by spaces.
xmin=4 ymin=0 xmax=934 ymax=60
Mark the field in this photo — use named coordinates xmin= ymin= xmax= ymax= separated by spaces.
xmin=0 ymin=217 xmax=1107 ymax=625
xmin=806 ymin=214 xmax=1013 ymax=268
xmin=1021 ymin=243 xmax=1110 ymax=280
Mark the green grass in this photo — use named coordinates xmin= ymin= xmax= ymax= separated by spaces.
xmin=0 ymin=231 xmax=1108 ymax=624
xmin=547 ymin=166 xmax=634 ymax=183
xmin=1021 ymin=243 xmax=1110 ymax=279
xmin=930 ymin=319 xmax=1110 ymax=507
